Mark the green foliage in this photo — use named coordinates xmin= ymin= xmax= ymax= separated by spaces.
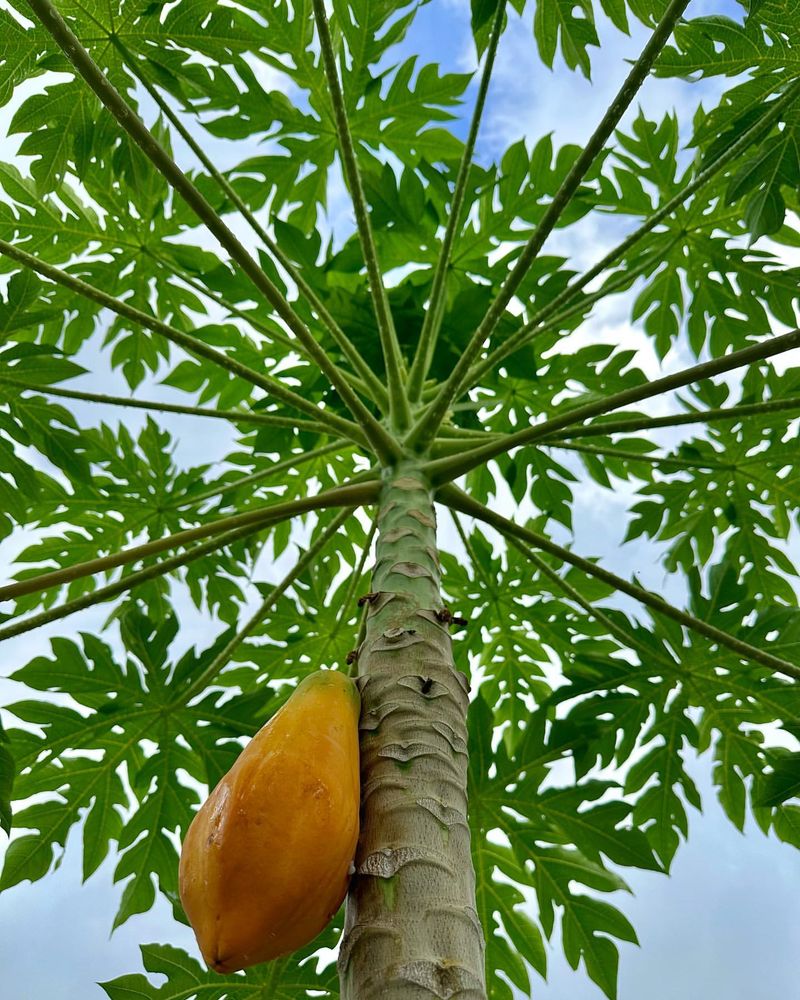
xmin=1 ymin=0 xmax=800 ymax=998
xmin=3 ymin=615 xmax=262 ymax=920
xmin=101 ymin=937 xmax=339 ymax=999
xmin=659 ymin=1 xmax=800 ymax=236
xmin=469 ymin=693 xmax=656 ymax=1000
xmin=0 ymin=719 xmax=12 ymax=835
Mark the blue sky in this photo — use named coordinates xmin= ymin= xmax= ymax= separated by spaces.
xmin=2 ymin=1 xmax=800 ymax=998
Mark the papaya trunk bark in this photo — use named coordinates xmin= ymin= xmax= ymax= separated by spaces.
xmin=339 ymin=461 xmax=487 ymax=1000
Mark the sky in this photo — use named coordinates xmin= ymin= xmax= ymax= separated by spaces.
xmin=2 ymin=1 xmax=800 ymax=998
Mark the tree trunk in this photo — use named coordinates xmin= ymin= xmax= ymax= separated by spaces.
xmin=339 ymin=462 xmax=487 ymax=1000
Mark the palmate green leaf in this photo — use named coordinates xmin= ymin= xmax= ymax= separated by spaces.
xmin=354 ymin=58 xmax=470 ymax=164
xmin=171 ymin=509 xmax=371 ymax=689
xmin=470 ymin=0 xmax=679 ymax=75
xmin=0 ymin=7 xmax=47 ymax=108
xmin=0 ymin=342 xmax=86 ymax=386
xmin=3 ymin=0 xmax=269 ymax=193
xmin=661 ymin=3 xmax=799 ymax=81
xmin=535 ymin=783 xmax=663 ymax=872
xmin=441 ymin=535 xmax=554 ymax=738
xmin=549 ymin=595 xmax=800 ymax=846
xmin=623 ymin=702 xmax=701 ymax=869
xmin=683 ymin=646 xmax=800 ymax=831
xmin=333 ymin=0 xmax=421 ymax=107
xmin=233 ymin=580 xmax=366 ymax=682
xmin=9 ymin=82 xmax=103 ymax=191
xmin=442 ymin=523 xmax=683 ymax=755
xmin=478 ymin=0 xmax=664 ymax=79
xmin=0 ymin=270 xmax=60 ymax=336
xmin=101 ymin=932 xmax=340 ymax=1000
xmin=0 ymin=611 xmax=283 ymax=924
xmin=469 ymin=694 xmax=651 ymax=999
xmin=1 ymin=0 xmax=144 ymax=194
xmin=0 ymin=718 xmax=13 ymax=835
xmin=770 ymin=803 xmax=800 ymax=848
xmin=2 ymin=417 xmax=225 ymax=614
xmin=448 ymin=339 xmax=650 ymax=466
xmin=2 ymin=403 xmax=327 ymax=626
xmin=728 ymin=122 xmax=800 ymax=239
xmin=0 ymin=163 xmax=111 ymax=272
xmin=595 ymin=108 xmax=800 ymax=356
xmin=618 ymin=375 xmax=800 ymax=610
xmin=104 ymin=0 xmax=467 ymax=225
xmin=468 ymin=692 xmax=548 ymax=1000
xmin=0 ymin=354 xmax=95 ymax=487
xmin=657 ymin=5 xmax=800 ymax=235
xmin=529 ymin=848 xmax=637 ymax=999
xmin=0 ymin=164 xmax=286 ymax=394
xmin=473 ymin=841 xmax=548 ymax=1000
xmin=358 ymin=161 xmax=443 ymax=275
xmin=1 ymin=702 xmax=148 ymax=893
xmin=560 ymin=688 xmax=700 ymax=870
xmin=534 ymin=0 xmax=600 ymax=77
xmin=754 ymin=752 xmax=800 ymax=808
xmin=453 ymin=134 xmax=607 ymax=279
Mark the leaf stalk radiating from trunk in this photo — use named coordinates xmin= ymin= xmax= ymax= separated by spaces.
xmin=442 ymin=485 xmax=800 ymax=682
xmin=24 ymin=0 xmax=400 ymax=462
xmin=404 ymin=0 xmax=693 ymax=451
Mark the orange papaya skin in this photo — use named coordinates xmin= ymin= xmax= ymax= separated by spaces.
xmin=179 ymin=669 xmax=361 ymax=973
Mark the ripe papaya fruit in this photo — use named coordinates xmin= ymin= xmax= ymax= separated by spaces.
xmin=179 ymin=669 xmax=361 ymax=973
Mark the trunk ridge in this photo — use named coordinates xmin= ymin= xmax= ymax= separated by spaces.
xmin=340 ymin=461 xmax=487 ymax=1000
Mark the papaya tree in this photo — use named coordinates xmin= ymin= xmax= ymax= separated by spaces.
xmin=1 ymin=0 xmax=800 ymax=996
